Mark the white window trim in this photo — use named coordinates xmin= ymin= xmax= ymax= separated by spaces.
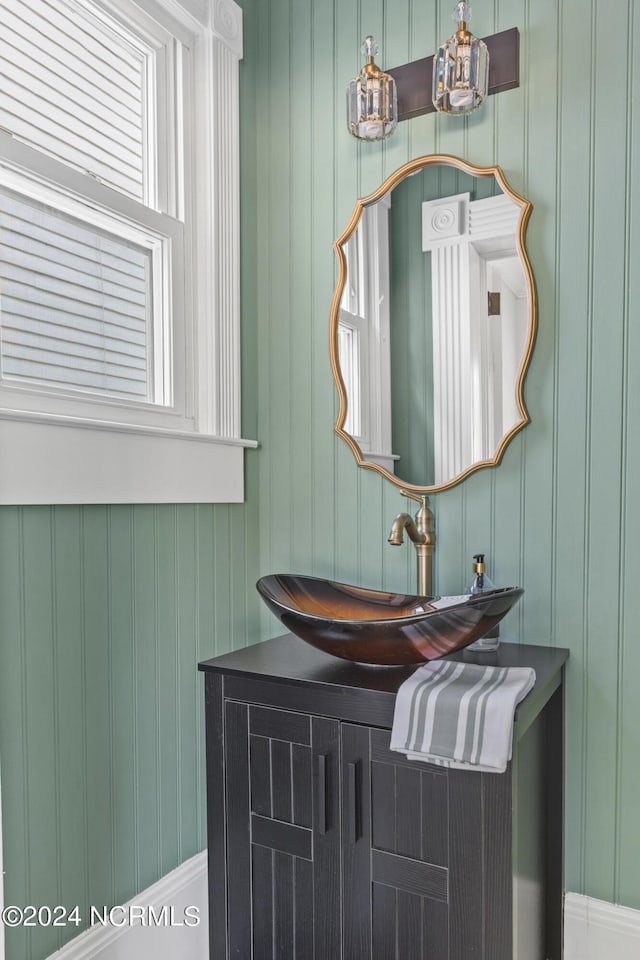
xmin=0 ymin=151 xmax=184 ymax=423
xmin=338 ymin=196 xmax=397 ymax=474
xmin=0 ymin=0 xmax=257 ymax=505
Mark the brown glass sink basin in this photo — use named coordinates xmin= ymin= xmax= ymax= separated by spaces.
xmin=256 ymin=574 xmax=524 ymax=665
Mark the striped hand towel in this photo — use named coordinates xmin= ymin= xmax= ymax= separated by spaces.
xmin=390 ymin=660 xmax=536 ymax=773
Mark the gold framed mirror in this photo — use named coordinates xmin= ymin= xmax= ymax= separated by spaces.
xmin=329 ymin=154 xmax=537 ymax=493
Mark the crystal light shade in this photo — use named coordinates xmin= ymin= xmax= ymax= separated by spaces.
xmin=433 ymin=3 xmax=489 ymax=115
xmin=348 ymin=36 xmax=398 ymax=141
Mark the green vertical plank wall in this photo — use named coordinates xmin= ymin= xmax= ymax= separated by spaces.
xmin=0 ymin=500 xmax=262 ymax=960
xmin=248 ymin=0 xmax=640 ymax=919
xmin=1 ymin=1 xmax=640 ymax=958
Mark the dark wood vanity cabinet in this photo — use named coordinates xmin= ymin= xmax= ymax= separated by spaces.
xmin=200 ymin=635 xmax=568 ymax=960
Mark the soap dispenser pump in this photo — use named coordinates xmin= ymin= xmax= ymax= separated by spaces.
xmin=466 ymin=553 xmax=501 ymax=652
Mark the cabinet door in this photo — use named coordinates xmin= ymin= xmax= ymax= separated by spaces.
xmin=225 ymin=701 xmax=341 ymax=959
xmin=342 ymin=723 xmax=449 ymax=959
xmin=342 ymin=725 xmax=511 ymax=960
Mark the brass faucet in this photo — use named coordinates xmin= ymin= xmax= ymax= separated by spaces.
xmin=388 ymin=491 xmax=436 ymax=596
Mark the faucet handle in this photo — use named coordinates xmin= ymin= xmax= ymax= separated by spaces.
xmin=400 ymin=489 xmax=428 ymax=508
xmin=401 ymin=489 xmax=435 ymax=547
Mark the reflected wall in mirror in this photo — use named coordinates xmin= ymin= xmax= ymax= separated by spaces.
xmin=330 ymin=155 xmax=536 ymax=493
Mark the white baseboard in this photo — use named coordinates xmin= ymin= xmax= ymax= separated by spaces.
xmin=564 ymin=893 xmax=640 ymax=960
xmin=46 ymin=851 xmax=208 ymax=960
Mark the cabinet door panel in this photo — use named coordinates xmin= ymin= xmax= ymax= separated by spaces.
xmin=271 ymin=737 xmax=294 ymax=822
xmin=397 ymin=890 xmax=425 ymax=958
xmin=368 ymin=727 xmax=451 ymax=959
xmin=395 ymin=765 xmax=424 ymax=858
xmin=372 ymin=882 xmax=396 ymax=959
xmin=226 ymin=702 xmax=341 ymax=960
xmin=249 ymin=703 xmax=311 ymax=744
xmin=370 ymin=755 xmax=395 ymax=851
xmin=372 ymin=883 xmax=450 ymax=960
xmin=273 ymin=850 xmax=294 ymax=957
xmin=251 ymin=814 xmax=312 ymax=859
xmin=294 ymin=857 xmax=315 ymax=957
xmin=368 ymin=728 xmax=512 ymax=960
xmin=251 ymin=847 xmax=314 ymax=960
xmin=252 ymin=843 xmax=274 ymax=960
xmin=250 ymin=734 xmax=272 ymax=817
xmin=370 ymin=727 xmax=449 ymax=867
xmin=371 ymin=849 xmax=447 ymax=901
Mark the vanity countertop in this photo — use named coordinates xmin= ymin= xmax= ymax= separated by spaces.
xmin=199 ymin=634 xmax=568 ymax=740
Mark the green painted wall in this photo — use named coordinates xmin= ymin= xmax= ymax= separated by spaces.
xmin=1 ymin=2 xmax=640 ymax=958
xmin=0 ymin=502 xmax=260 ymax=960
xmin=251 ymin=0 xmax=640 ymax=914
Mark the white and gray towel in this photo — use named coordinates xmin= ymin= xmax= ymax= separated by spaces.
xmin=390 ymin=660 xmax=536 ymax=774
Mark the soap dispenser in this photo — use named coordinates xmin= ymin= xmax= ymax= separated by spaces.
xmin=466 ymin=553 xmax=500 ymax=652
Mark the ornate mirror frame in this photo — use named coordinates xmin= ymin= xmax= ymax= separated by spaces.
xmin=329 ymin=153 xmax=537 ymax=494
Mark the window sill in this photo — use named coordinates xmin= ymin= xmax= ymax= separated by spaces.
xmin=0 ymin=412 xmax=258 ymax=504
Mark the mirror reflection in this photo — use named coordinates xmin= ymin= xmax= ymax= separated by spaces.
xmin=332 ymin=156 xmax=535 ymax=492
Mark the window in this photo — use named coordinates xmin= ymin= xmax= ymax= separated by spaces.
xmin=338 ymin=196 xmax=396 ymax=473
xmin=0 ymin=0 xmax=254 ymax=504
xmin=0 ymin=0 xmax=154 ymax=201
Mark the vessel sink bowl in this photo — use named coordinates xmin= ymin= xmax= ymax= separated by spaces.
xmin=256 ymin=574 xmax=524 ymax=665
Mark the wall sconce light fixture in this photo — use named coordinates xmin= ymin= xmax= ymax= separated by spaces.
xmin=433 ymin=2 xmax=489 ymax=115
xmin=347 ymin=36 xmax=398 ymax=141
xmin=346 ymin=12 xmax=518 ymax=138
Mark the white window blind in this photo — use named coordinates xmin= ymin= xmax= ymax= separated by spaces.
xmin=0 ymin=0 xmax=152 ymax=201
xmin=0 ymin=191 xmax=152 ymax=401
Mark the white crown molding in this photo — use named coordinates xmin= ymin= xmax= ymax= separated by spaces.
xmin=210 ymin=0 xmax=242 ymax=57
xmin=45 ymin=853 xmax=207 ymax=960
xmin=147 ymin=0 xmax=242 ymax=55
xmin=564 ymin=893 xmax=640 ymax=960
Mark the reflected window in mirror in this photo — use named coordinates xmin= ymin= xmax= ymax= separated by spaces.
xmin=337 ymin=194 xmax=396 ymax=473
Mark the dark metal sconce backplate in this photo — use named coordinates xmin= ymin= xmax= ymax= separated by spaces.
xmin=387 ymin=27 xmax=519 ymax=122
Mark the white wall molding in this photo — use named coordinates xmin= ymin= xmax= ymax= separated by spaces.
xmin=194 ymin=0 xmax=243 ymax=440
xmin=424 ymin=191 xmax=523 ymax=485
xmin=46 ymin=852 xmax=207 ymax=960
xmin=430 ymin=241 xmax=473 ymax=484
xmin=211 ymin=0 xmax=242 ymax=56
xmin=0 ymin=417 xmax=253 ymax=503
xmin=564 ymin=893 xmax=640 ymax=960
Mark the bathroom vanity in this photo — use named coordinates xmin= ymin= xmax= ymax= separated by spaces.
xmin=199 ymin=635 xmax=567 ymax=959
